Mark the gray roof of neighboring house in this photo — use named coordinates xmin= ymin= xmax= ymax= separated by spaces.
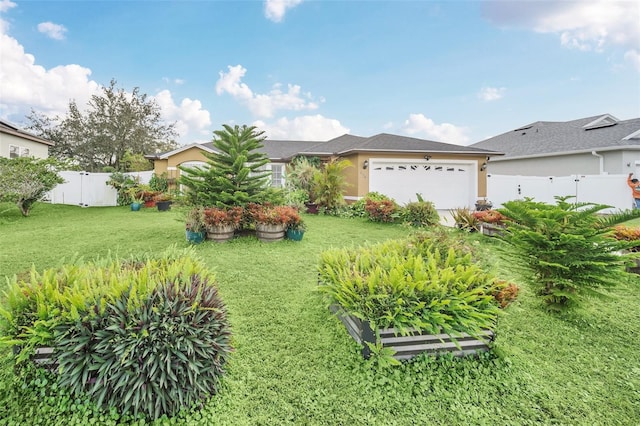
xmin=470 ymin=114 xmax=640 ymax=160
xmin=0 ymin=119 xmax=54 ymax=146
xmin=202 ymin=139 xmax=325 ymax=161
xmin=299 ymin=133 xmax=499 ymax=156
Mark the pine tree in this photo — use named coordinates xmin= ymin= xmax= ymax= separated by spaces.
xmin=179 ymin=124 xmax=271 ymax=207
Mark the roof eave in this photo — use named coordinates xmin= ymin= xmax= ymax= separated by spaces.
xmin=491 ymin=145 xmax=640 ymax=162
xmin=337 ymin=148 xmax=504 ymax=156
xmin=0 ymin=127 xmax=54 ymax=146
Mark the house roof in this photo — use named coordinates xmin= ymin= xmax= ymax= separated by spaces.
xmin=0 ymin=119 xmax=54 ymax=146
xmin=147 ymin=132 xmax=500 ymax=161
xmin=470 ymin=114 xmax=640 ymax=161
xmin=144 ymin=142 xmax=216 ymax=160
xmin=202 ymin=139 xmax=325 ymax=162
xmin=322 ymin=133 xmax=500 ymax=156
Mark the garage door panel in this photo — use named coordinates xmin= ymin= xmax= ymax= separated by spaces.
xmin=369 ymin=160 xmax=472 ymax=208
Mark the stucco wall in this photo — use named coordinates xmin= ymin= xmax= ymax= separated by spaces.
xmin=0 ymin=132 xmax=50 ymax=159
xmin=487 ymin=151 xmax=640 ymax=177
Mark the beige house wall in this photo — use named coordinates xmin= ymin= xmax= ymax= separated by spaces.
xmin=0 ymin=132 xmax=50 ymax=159
xmin=153 ymin=147 xmax=490 ymax=199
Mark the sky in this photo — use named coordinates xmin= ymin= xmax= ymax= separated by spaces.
xmin=0 ymin=0 xmax=639 ymax=147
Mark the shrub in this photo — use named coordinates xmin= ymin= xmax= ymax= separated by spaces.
xmin=318 ymin=234 xmax=501 ymax=338
xmin=450 ymin=207 xmax=479 ymax=231
xmin=472 ymin=209 xmax=508 ymax=225
xmin=312 ymin=158 xmax=352 ymax=212
xmin=349 ymin=192 xmax=393 ymax=218
xmin=401 ymin=195 xmax=439 ymax=227
xmin=493 ymin=280 xmax=520 ymax=308
xmin=364 ymin=199 xmax=400 ymax=223
xmin=0 ymin=250 xmax=232 ymax=420
xmin=611 ymin=225 xmax=640 ymax=252
xmin=203 ymin=206 xmax=243 ymax=228
xmin=497 ymin=196 xmax=640 ymax=311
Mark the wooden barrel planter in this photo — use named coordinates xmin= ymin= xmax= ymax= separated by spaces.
xmin=206 ymin=224 xmax=236 ymax=243
xmin=255 ymin=223 xmax=286 ymax=242
xmin=329 ymin=305 xmax=494 ymax=360
xmin=480 ymin=222 xmax=505 ymax=237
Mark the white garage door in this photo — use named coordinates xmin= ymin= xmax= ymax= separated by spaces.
xmin=369 ymin=159 xmax=474 ymax=208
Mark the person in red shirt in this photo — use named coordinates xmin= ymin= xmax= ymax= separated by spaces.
xmin=628 ymin=173 xmax=640 ymax=208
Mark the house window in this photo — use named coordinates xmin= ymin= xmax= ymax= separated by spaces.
xmin=21 ymin=147 xmax=30 ymax=157
xmin=271 ymin=164 xmax=284 ymax=188
xmin=9 ymin=145 xmax=19 ymax=158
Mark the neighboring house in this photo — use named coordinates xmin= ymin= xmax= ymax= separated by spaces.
xmin=471 ymin=114 xmax=640 ymax=177
xmin=0 ymin=119 xmax=54 ymax=159
xmin=147 ymin=133 xmax=500 ymax=210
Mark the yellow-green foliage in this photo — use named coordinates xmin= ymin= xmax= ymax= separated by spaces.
xmin=0 ymin=247 xmax=213 ymax=358
xmin=318 ymin=236 xmax=500 ymax=338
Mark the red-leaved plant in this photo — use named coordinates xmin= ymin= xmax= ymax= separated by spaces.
xmin=472 ymin=209 xmax=508 ymax=225
xmin=612 ymin=225 xmax=640 ymax=252
xmin=203 ymin=206 xmax=243 ymax=228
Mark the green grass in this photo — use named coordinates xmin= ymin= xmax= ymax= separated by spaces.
xmin=1 ymin=202 xmax=639 ymax=425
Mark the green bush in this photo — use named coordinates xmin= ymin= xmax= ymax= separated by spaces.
xmin=401 ymin=196 xmax=439 ymax=227
xmin=0 ymin=249 xmax=232 ymax=420
xmin=317 ymin=234 xmax=501 ymax=338
xmin=364 ymin=198 xmax=401 ymax=223
xmin=349 ymin=192 xmax=393 ymax=218
xmin=497 ymin=196 xmax=640 ymax=311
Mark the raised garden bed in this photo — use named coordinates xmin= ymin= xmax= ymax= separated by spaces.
xmin=330 ymin=305 xmax=494 ymax=360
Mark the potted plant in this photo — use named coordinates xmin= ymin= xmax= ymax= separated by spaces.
xmin=472 ymin=209 xmax=508 ymax=236
xmin=475 ymin=199 xmax=493 ymax=211
xmin=155 ymin=193 xmax=173 ymax=211
xmin=126 ymin=187 xmax=144 ymax=211
xmin=185 ymin=207 xmax=206 ymax=244
xmin=286 ymin=217 xmax=306 ymax=241
xmin=611 ymin=225 xmax=640 ymax=273
xmin=251 ymin=204 xmax=289 ymax=242
xmin=203 ymin=206 xmax=243 ymax=243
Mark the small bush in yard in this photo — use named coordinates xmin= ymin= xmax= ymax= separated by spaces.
xmin=497 ymin=196 xmax=640 ymax=311
xmin=365 ymin=198 xmax=401 ymax=223
xmin=318 ymin=233 xmax=502 ymax=338
xmin=349 ymin=192 xmax=393 ymax=218
xmin=401 ymin=194 xmax=439 ymax=227
xmin=0 ymin=249 xmax=232 ymax=420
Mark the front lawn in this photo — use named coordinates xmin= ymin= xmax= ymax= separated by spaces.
xmin=1 ymin=203 xmax=639 ymax=425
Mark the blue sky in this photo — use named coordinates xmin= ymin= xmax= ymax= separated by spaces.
xmin=1 ymin=0 xmax=639 ymax=146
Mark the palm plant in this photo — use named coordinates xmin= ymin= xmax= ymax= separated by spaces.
xmin=312 ymin=158 xmax=352 ymax=211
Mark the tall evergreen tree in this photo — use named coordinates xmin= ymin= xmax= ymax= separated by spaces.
xmin=179 ymin=124 xmax=271 ymax=207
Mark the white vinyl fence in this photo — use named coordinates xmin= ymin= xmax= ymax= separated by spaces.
xmin=487 ymin=174 xmax=634 ymax=213
xmin=48 ymin=171 xmax=154 ymax=207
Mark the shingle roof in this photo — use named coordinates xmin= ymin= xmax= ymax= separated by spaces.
xmin=470 ymin=114 xmax=640 ymax=160
xmin=148 ymin=132 xmax=500 ymax=160
xmin=0 ymin=119 xmax=54 ymax=146
xmin=296 ymin=133 xmax=499 ymax=156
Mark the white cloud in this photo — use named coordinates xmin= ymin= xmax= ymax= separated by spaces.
xmin=383 ymin=121 xmax=393 ymax=130
xmin=478 ymin=86 xmax=506 ymax=101
xmin=0 ymin=0 xmax=16 ymax=34
xmin=0 ymin=33 xmax=100 ymax=119
xmin=216 ymin=64 xmax=319 ymax=118
xmin=0 ymin=0 xmax=15 ymax=13
xmin=264 ymin=0 xmax=302 ymax=23
xmin=484 ymin=1 xmax=640 ymax=70
xmin=37 ymin=21 xmax=67 ymax=40
xmin=401 ymin=113 xmax=469 ymax=145
xmin=154 ymin=90 xmax=212 ymax=143
xmin=0 ymin=27 xmax=209 ymax=144
xmin=253 ymin=114 xmax=349 ymax=140
xmin=625 ymin=49 xmax=640 ymax=71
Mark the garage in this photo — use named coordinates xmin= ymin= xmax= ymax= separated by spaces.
xmin=368 ymin=159 xmax=476 ymax=208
